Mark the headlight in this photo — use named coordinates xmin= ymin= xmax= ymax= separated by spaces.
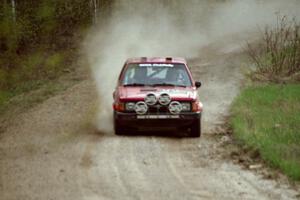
xmin=125 ymin=102 xmax=136 ymax=111
xmin=181 ymin=102 xmax=191 ymax=111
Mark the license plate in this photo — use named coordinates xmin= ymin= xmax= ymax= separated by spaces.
xmin=137 ymin=115 xmax=180 ymax=119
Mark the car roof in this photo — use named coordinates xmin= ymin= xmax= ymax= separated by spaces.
xmin=125 ymin=57 xmax=187 ymax=64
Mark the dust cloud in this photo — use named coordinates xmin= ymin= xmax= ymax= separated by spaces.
xmin=84 ymin=0 xmax=300 ymax=133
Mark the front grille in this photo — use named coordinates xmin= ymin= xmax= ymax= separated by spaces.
xmin=148 ymin=105 xmax=169 ymax=114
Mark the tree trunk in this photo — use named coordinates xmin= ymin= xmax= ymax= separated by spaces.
xmin=92 ymin=0 xmax=98 ymax=25
xmin=11 ymin=0 xmax=16 ymax=24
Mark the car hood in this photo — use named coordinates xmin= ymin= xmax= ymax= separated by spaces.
xmin=118 ymin=86 xmax=198 ymax=101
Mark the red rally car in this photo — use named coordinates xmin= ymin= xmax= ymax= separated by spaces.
xmin=113 ymin=57 xmax=203 ymax=137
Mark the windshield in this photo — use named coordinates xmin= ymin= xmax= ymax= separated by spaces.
xmin=121 ymin=63 xmax=192 ymax=87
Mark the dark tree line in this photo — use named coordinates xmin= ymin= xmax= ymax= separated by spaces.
xmin=0 ymin=0 xmax=114 ymax=89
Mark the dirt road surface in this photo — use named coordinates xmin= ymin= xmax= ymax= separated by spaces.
xmin=1 ymin=44 xmax=299 ymax=200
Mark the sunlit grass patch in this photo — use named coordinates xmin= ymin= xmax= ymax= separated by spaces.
xmin=231 ymin=84 xmax=300 ymax=180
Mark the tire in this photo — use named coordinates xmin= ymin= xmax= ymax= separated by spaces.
xmin=115 ymin=127 xmax=123 ymax=135
xmin=114 ymin=120 xmax=123 ymax=135
xmin=114 ymin=122 xmax=131 ymax=135
xmin=190 ymin=117 xmax=201 ymax=138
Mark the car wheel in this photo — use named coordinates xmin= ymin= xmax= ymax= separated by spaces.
xmin=115 ymin=127 xmax=123 ymax=135
xmin=114 ymin=123 xmax=131 ymax=135
xmin=114 ymin=120 xmax=123 ymax=135
xmin=190 ymin=118 xmax=201 ymax=138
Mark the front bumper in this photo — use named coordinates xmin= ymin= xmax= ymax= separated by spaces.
xmin=114 ymin=111 xmax=201 ymax=131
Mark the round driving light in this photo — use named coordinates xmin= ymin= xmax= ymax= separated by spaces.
xmin=158 ymin=93 xmax=171 ymax=105
xmin=145 ymin=93 xmax=157 ymax=106
xmin=168 ymin=101 xmax=183 ymax=114
xmin=134 ymin=101 xmax=148 ymax=115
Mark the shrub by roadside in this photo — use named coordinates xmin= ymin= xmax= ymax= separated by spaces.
xmin=247 ymin=16 xmax=300 ymax=83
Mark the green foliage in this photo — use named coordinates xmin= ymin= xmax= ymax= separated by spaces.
xmin=0 ymin=67 xmax=7 ymax=89
xmin=231 ymin=84 xmax=300 ymax=180
xmin=44 ymin=52 xmax=64 ymax=78
xmin=0 ymin=90 xmax=12 ymax=108
xmin=0 ymin=0 xmax=97 ymax=99
xmin=0 ymin=0 xmax=115 ymax=112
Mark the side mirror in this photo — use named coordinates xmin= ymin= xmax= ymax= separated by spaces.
xmin=195 ymin=81 xmax=201 ymax=88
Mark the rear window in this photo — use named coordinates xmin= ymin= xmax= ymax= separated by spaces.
xmin=121 ymin=63 xmax=192 ymax=86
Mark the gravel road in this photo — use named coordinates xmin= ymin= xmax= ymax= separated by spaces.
xmin=0 ymin=44 xmax=299 ymax=200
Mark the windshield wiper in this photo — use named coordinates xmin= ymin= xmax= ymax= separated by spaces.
xmin=123 ymin=83 xmax=146 ymax=87
xmin=152 ymin=83 xmax=187 ymax=87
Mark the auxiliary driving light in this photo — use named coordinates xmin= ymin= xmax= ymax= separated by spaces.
xmin=158 ymin=93 xmax=171 ymax=105
xmin=168 ymin=101 xmax=183 ymax=114
xmin=134 ymin=101 xmax=148 ymax=115
xmin=145 ymin=93 xmax=157 ymax=106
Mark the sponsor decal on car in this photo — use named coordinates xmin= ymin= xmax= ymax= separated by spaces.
xmin=137 ymin=115 xmax=180 ymax=119
xmin=139 ymin=63 xmax=174 ymax=67
xmin=160 ymin=89 xmax=190 ymax=94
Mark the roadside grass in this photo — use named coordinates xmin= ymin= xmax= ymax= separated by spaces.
xmin=0 ymin=91 xmax=13 ymax=109
xmin=0 ymin=71 xmax=83 ymax=117
xmin=0 ymin=48 xmax=84 ymax=116
xmin=230 ymin=84 xmax=300 ymax=180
